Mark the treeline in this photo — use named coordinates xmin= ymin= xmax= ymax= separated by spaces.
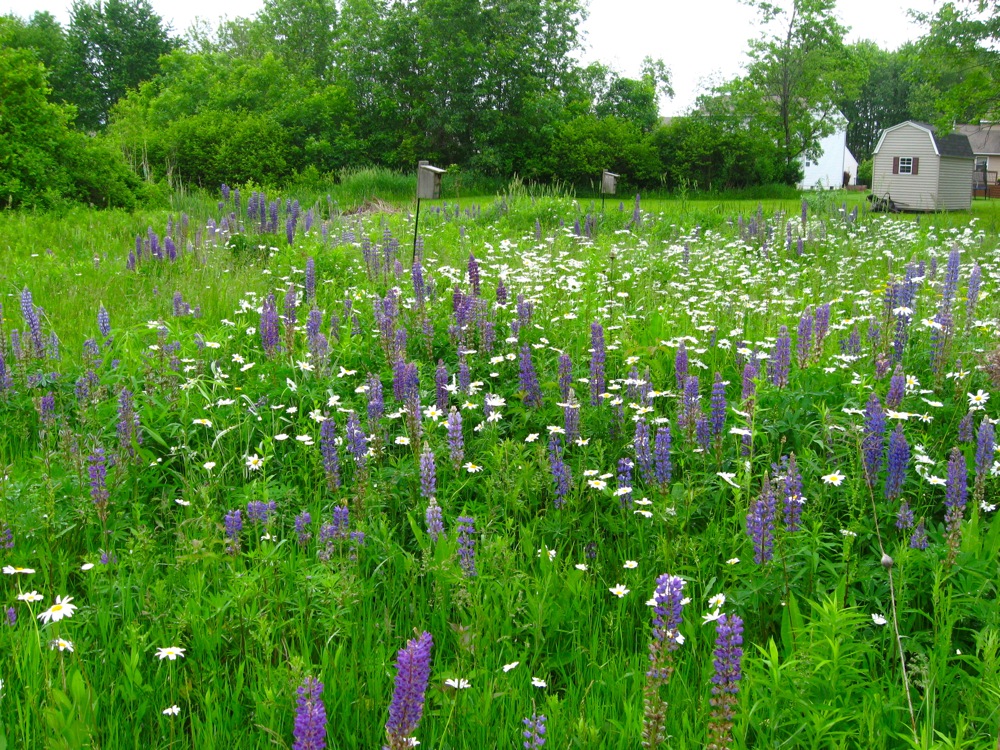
xmin=0 ymin=0 xmax=992 ymax=208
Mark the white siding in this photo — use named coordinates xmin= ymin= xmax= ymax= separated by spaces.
xmin=798 ymin=127 xmax=847 ymax=189
xmin=938 ymin=157 xmax=974 ymax=209
xmin=873 ymin=124 xmax=940 ymax=211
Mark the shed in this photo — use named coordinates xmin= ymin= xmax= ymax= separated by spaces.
xmin=872 ymin=121 xmax=974 ymax=211
xmin=955 ymin=123 xmax=1000 ymax=190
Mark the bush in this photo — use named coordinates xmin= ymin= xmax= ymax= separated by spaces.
xmin=857 ymin=158 xmax=873 ymax=187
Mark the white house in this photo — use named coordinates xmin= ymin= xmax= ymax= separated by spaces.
xmin=797 ymin=117 xmax=857 ymax=189
xmin=872 ymin=121 xmax=974 ymax=211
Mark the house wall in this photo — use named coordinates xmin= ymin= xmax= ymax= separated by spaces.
xmin=873 ymin=125 xmax=940 ymax=210
xmin=938 ymin=156 xmax=974 ymax=209
xmin=798 ymin=127 xmax=847 ymax=189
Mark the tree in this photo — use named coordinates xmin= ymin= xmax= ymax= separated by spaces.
xmin=60 ymin=0 xmax=175 ymax=130
xmin=594 ymin=57 xmax=673 ymax=132
xmin=915 ymin=1 xmax=1000 ymax=123
xmin=726 ymin=0 xmax=863 ymax=177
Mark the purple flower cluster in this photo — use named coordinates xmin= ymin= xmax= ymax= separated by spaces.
xmin=558 ymin=353 xmax=572 ymax=400
xmin=522 ymin=713 xmax=547 ymax=749
xmin=674 ymin=342 xmax=688 ymax=390
xmin=419 ymin=445 xmax=436 ymax=499
xmin=293 ymin=677 xmax=327 ymax=750
xmin=346 ymin=412 xmax=368 ymax=470
xmin=886 ymin=365 xmax=905 ymax=409
xmin=707 ymin=613 xmax=744 ymax=750
xmin=862 ymin=392 xmax=885 ymax=487
xmin=770 ymin=326 xmax=791 ymax=387
xmin=247 ymin=500 xmax=276 ymax=525
xmin=548 ymin=435 xmax=572 ymax=509
xmin=456 ymin=516 xmax=477 ymax=578
xmin=519 ymin=346 xmax=543 ymax=408
xmin=116 ymin=387 xmax=141 ymax=459
xmin=295 ymin=511 xmax=312 ymax=546
xmin=88 ymin=447 xmax=109 ymax=513
xmin=654 ymin=423 xmax=672 ymax=490
xmin=975 ymin=418 xmax=995 ymax=502
xmin=945 ymin=448 xmax=967 ymax=563
xmin=884 ymin=425 xmax=909 ymax=499
xmin=563 ymin=392 xmax=580 ymax=444
xmin=261 ymin=294 xmax=280 ymax=356
xmin=385 ymin=631 xmax=433 ymax=750
xmin=617 ymin=458 xmax=634 ymax=508
xmin=224 ymin=510 xmax=242 ymax=554
xmin=746 ymin=476 xmax=776 ymax=564
xmin=633 ymin=419 xmax=653 ymax=486
xmin=425 ymin=498 xmax=444 ymax=544
xmin=320 ymin=418 xmax=341 ymax=490
xmin=778 ymin=454 xmax=803 ymax=532
xmin=589 ymin=322 xmax=605 ymax=406
xmin=710 ymin=373 xmax=727 ymax=440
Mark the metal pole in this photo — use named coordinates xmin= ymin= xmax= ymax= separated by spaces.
xmin=412 ymin=197 xmax=421 ymax=265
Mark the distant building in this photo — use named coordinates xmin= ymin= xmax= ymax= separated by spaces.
xmin=955 ymin=123 xmax=1000 ymax=190
xmin=797 ymin=114 xmax=858 ymax=189
xmin=872 ymin=121 xmax=974 ymax=211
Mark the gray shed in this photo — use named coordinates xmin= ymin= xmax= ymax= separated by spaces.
xmin=872 ymin=121 xmax=974 ymax=211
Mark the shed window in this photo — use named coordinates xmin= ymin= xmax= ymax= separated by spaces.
xmin=898 ymin=157 xmax=913 ymax=175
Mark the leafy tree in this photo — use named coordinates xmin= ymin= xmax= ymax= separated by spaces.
xmin=594 ymin=58 xmax=673 ymax=132
xmin=726 ymin=0 xmax=863 ymax=177
xmin=914 ymin=1 xmax=1000 ymax=123
xmin=1 ymin=12 xmax=67 ymax=75
xmin=60 ymin=0 xmax=175 ymax=130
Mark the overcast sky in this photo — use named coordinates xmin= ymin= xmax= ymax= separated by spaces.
xmin=4 ymin=0 xmax=940 ymax=115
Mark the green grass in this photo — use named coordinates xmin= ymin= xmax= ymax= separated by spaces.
xmin=0 ymin=189 xmax=999 ymax=749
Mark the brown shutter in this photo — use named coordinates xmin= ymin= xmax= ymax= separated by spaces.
xmin=912 ymin=157 xmax=919 ymax=175
xmin=892 ymin=157 xmax=899 ymax=174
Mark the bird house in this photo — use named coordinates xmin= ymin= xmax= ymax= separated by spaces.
xmin=601 ymin=170 xmax=620 ymax=195
xmin=417 ymin=161 xmax=446 ymax=200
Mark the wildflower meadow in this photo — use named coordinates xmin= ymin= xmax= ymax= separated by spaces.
xmin=1 ymin=187 xmax=999 ymax=749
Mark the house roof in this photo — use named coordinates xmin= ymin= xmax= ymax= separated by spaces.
xmin=874 ymin=121 xmax=974 ymax=159
xmin=956 ymin=123 xmax=1000 ymax=155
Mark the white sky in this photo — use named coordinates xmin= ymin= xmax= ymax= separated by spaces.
xmin=4 ymin=0 xmax=940 ymax=115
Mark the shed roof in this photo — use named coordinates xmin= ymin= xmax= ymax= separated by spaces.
xmin=874 ymin=121 xmax=974 ymax=159
xmin=955 ymin=123 xmax=1000 ymax=155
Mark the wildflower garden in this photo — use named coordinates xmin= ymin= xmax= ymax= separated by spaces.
xmin=1 ymin=188 xmax=999 ymax=749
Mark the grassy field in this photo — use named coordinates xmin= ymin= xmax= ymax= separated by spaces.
xmin=1 ymin=184 xmax=999 ymax=749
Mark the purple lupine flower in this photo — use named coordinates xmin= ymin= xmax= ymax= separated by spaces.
xmin=642 ymin=571 xmax=685 ymax=746
xmin=958 ymin=412 xmax=974 ymax=444
xmin=654 ymin=423 xmax=672 ymax=490
xmin=710 ymin=373 xmax=726 ymax=440
xmin=284 ymin=283 xmax=298 ymax=333
xmin=796 ymin=307 xmax=813 ymax=367
xmin=224 ymin=510 xmax=242 ymax=554
xmin=0 ymin=352 xmax=9 ymax=393
xmin=0 ymin=522 xmax=12 ymax=550
xmin=320 ymin=418 xmax=341 ymax=490
xmin=446 ymin=407 xmax=464 ymax=469
xmin=306 ymin=307 xmax=322 ymax=341
xmin=116 ymin=388 xmax=141 ymax=458
xmin=741 ymin=358 xmax=758 ymax=406
xmin=305 ymin=257 xmax=316 ymax=303
xmin=770 ymin=326 xmax=791 ymax=387
xmin=633 ymin=418 xmax=654 ymax=486
xmin=467 ymin=253 xmax=481 ymax=296
xmin=419 ymin=444 xmax=436 ymax=499
xmin=779 ymin=455 xmax=806 ymax=526
xmin=746 ymin=475 xmax=776 ymax=564
xmin=261 ymin=294 xmax=280 ymax=357
xmin=674 ymin=342 xmax=688 ymax=390
xmin=39 ymin=391 xmax=55 ymax=426
xmin=617 ymin=458 xmax=634 ymax=508
xmin=321 ymin=505 xmax=350 ymax=543
xmin=910 ymin=519 xmax=929 ymax=550
xmin=496 ymin=278 xmax=508 ymax=306
xmin=942 ymin=247 xmax=961 ymax=309
xmin=385 ymin=631 xmax=433 ymax=750
xmin=896 ymin=501 xmax=914 ymax=530
xmin=975 ymin=417 xmax=995 ymax=502
xmin=707 ymin=613 xmax=743 ymax=750
xmin=589 ymin=322 xmax=606 ymax=406
xmin=886 ymin=365 xmax=906 ymax=409
xmin=563 ymin=391 xmax=580 ymax=444
xmin=457 ymin=356 xmax=471 ymax=395
xmin=519 ymin=346 xmax=543 ymax=408
xmin=295 ymin=511 xmax=312 ymax=546
xmin=885 ymin=425 xmax=909 ymax=499
xmin=367 ymin=374 xmax=385 ymax=425
xmin=346 ymin=412 xmax=368 ymax=469
xmin=247 ymin=500 xmax=276 ymax=524
xmin=558 ymin=353 xmax=573 ymax=401
xmin=20 ymin=288 xmax=44 ymax=358
xmin=679 ymin=375 xmax=701 ymax=437
xmin=967 ymin=262 xmax=982 ymax=324
xmin=88 ymin=447 xmax=109 ymax=512
xmin=293 ymin=677 xmax=326 ymax=750
xmin=97 ymin=305 xmax=111 ymax=338
xmin=945 ymin=447 xmax=967 ymax=563
xmin=456 ymin=516 xmax=477 ymax=577
xmin=425 ymin=498 xmax=444 ymax=543
xmin=548 ymin=434 xmax=572 ymax=509
xmin=522 ymin=713 xmax=547 ymax=749
xmin=862 ymin=392 xmax=885 ymax=488
xmin=813 ymin=303 xmax=830 ymax=354
xmin=695 ymin=417 xmax=711 ymax=452
xmin=286 ymin=215 xmax=297 ymax=246
xmin=5 ymin=607 xmax=15 ymax=626
xmin=434 ymin=361 xmax=449 ymax=412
